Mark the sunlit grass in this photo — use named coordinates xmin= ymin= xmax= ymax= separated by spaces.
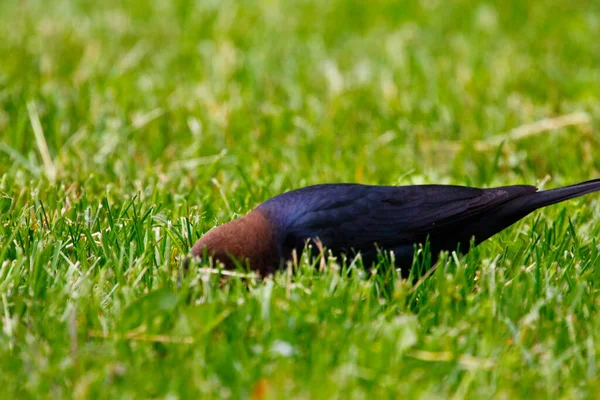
xmin=1 ymin=0 xmax=599 ymax=398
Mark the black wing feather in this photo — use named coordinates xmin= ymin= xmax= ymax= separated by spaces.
xmin=258 ymin=183 xmax=538 ymax=255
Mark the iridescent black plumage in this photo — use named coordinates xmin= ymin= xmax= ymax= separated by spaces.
xmin=190 ymin=179 xmax=600 ymax=275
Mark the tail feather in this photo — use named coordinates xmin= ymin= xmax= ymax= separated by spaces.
xmin=525 ymin=179 xmax=600 ymax=210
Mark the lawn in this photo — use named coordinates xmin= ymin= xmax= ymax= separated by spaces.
xmin=1 ymin=0 xmax=600 ymax=398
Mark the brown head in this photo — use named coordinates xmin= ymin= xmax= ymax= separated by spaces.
xmin=189 ymin=209 xmax=281 ymax=274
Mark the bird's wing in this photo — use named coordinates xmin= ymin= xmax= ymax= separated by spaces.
xmin=259 ymin=183 xmax=538 ymax=253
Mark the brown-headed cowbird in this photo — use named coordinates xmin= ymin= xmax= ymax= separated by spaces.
xmin=189 ymin=179 xmax=600 ymax=275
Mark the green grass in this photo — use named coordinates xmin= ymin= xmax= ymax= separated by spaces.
xmin=1 ymin=0 xmax=600 ymax=398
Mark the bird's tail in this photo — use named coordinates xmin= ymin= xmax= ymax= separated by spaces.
xmin=525 ymin=179 xmax=600 ymax=211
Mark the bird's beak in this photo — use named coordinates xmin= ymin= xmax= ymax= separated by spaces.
xmin=190 ymin=255 xmax=203 ymax=266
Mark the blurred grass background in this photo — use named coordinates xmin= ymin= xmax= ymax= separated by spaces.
xmin=1 ymin=0 xmax=600 ymax=398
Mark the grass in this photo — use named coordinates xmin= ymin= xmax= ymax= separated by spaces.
xmin=1 ymin=0 xmax=600 ymax=398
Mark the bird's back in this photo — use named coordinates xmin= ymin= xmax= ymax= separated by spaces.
xmin=257 ymin=183 xmax=540 ymax=269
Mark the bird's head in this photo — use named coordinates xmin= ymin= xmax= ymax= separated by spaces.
xmin=189 ymin=224 xmax=239 ymax=269
xmin=188 ymin=210 xmax=280 ymax=274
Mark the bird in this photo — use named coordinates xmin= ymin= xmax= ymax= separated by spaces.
xmin=188 ymin=179 xmax=600 ymax=276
